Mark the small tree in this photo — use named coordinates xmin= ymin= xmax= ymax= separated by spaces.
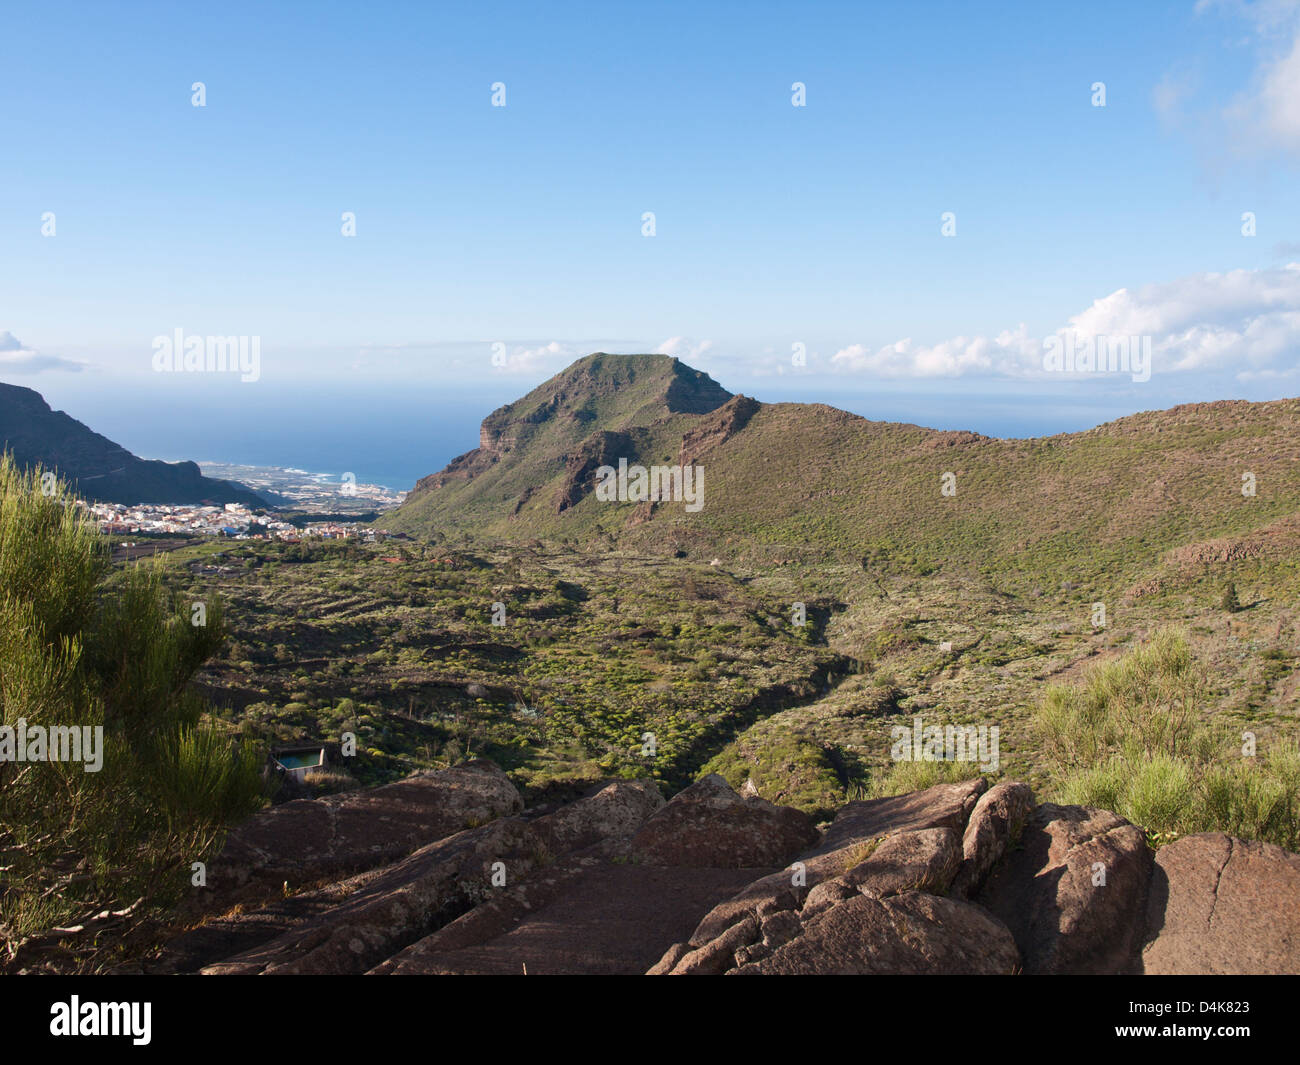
xmin=1221 ymin=581 xmax=1241 ymax=613
xmin=0 ymin=454 xmax=264 ymax=956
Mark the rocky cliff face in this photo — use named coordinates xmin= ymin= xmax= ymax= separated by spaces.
xmin=678 ymin=393 xmax=761 ymax=467
xmin=104 ymin=762 xmax=1300 ymax=976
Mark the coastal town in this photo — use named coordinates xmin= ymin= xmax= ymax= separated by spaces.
xmin=72 ymin=464 xmax=409 ymax=544
xmin=198 ymin=462 xmax=407 ymax=513
xmin=78 ymin=499 xmax=394 ymax=543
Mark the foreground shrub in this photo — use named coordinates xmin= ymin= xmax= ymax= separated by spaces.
xmin=0 ymin=454 xmax=265 ymax=960
xmin=1036 ymin=628 xmax=1299 ymax=849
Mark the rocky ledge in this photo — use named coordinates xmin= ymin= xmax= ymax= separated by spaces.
xmin=130 ymin=763 xmax=1300 ymax=975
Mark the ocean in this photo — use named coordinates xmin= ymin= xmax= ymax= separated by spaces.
xmin=34 ymin=379 xmax=525 ymax=492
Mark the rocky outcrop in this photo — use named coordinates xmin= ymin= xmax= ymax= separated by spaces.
xmin=732 ymin=892 xmax=1020 ymax=975
xmin=139 ymin=763 xmax=1300 ymax=976
xmin=820 ymin=778 xmax=989 ymax=849
xmin=1142 ymin=833 xmax=1300 ymax=974
xmin=555 ymin=430 xmax=634 ymax=513
xmin=844 ymin=825 xmax=963 ymax=899
xmin=203 ymin=760 xmax=523 ymax=907
xmin=977 ymin=803 xmax=1152 ymax=974
xmin=530 ymin=779 xmax=664 ymax=854
xmin=658 ymin=777 xmax=988 ymax=956
xmin=203 ymin=817 xmax=542 ymax=975
xmin=653 ymin=778 xmax=1009 ymax=975
xmin=141 ymin=775 xmax=672 ymax=976
xmin=678 ymin=394 xmax=760 ymax=466
xmin=951 ymin=781 xmax=1034 ymax=898
xmin=630 ymin=773 xmax=819 ymax=867
xmin=377 ymin=861 xmax=767 ymax=975
xmin=1164 ymin=514 xmax=1300 ymax=570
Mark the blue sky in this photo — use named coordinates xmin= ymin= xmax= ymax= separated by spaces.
xmin=3 ymin=0 xmax=1299 ymax=452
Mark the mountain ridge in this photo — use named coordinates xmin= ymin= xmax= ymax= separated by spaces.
xmin=384 ymin=354 xmax=1300 ymax=592
xmin=0 ymin=381 xmax=267 ymax=507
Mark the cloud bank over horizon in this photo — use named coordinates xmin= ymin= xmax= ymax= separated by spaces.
xmin=9 ymin=263 xmax=1299 ymax=390
xmin=828 ymin=264 xmax=1300 ymax=382
xmin=0 ymin=332 xmax=85 ymax=376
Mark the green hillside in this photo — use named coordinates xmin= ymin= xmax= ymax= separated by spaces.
xmin=385 ymin=354 xmax=1300 ymax=593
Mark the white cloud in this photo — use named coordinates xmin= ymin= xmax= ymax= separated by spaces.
xmin=491 ymin=340 xmax=581 ymax=375
xmin=830 ymin=264 xmax=1300 ymax=380
xmin=1223 ymin=29 xmax=1300 ymax=156
xmin=832 ymin=326 xmax=1039 ymax=377
xmin=654 ymin=336 xmax=715 ymax=361
xmin=1253 ymin=30 xmax=1300 ymax=148
xmin=0 ymin=333 xmax=85 ymax=374
xmin=1187 ymin=0 xmax=1300 ymax=159
xmin=1196 ymin=0 xmax=1300 ymax=36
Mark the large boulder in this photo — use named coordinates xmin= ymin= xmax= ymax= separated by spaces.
xmin=210 ymin=760 xmax=523 ymax=904
xmin=730 ymin=892 xmax=1020 ymax=975
xmin=801 ymin=826 xmax=963 ymax=918
xmin=977 ymin=803 xmax=1152 ymax=974
xmin=631 ymin=774 xmax=819 ymax=868
xmin=843 ymin=826 xmax=962 ymax=899
xmin=675 ymin=777 xmax=988 ymax=949
xmin=531 ymin=779 xmax=663 ymax=854
xmin=816 ymin=778 xmax=988 ymax=856
xmin=1143 ymin=833 xmax=1300 ymax=975
xmin=951 ymin=781 xmax=1035 ymax=898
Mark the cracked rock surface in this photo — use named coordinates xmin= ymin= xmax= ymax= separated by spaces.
xmin=1142 ymin=832 xmax=1300 ymax=974
xmin=130 ymin=762 xmax=1300 ymax=975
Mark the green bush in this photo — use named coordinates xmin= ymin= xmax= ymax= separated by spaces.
xmin=868 ymin=757 xmax=982 ymax=798
xmin=1197 ymin=740 xmax=1300 ymax=846
xmin=0 ymin=454 xmax=265 ymax=952
xmin=702 ymin=731 xmax=844 ymax=818
xmin=1058 ymin=759 xmax=1127 ymax=812
xmin=1036 ymin=628 xmax=1300 ymax=849
xmin=1123 ymin=755 xmax=1195 ymax=834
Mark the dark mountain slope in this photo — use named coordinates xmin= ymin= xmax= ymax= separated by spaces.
xmin=0 ymin=382 xmax=266 ymax=506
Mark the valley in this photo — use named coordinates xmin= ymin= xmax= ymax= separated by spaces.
xmin=165 ymin=518 xmax=1299 ymax=817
